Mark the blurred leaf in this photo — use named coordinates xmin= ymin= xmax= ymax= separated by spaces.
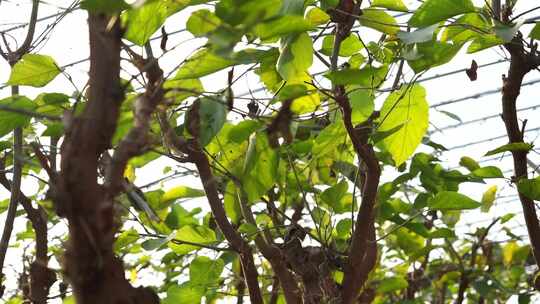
xmin=377 ymin=276 xmax=408 ymax=293
xmin=8 ymin=54 xmax=60 ymax=87
xmin=187 ymin=9 xmax=221 ymax=37
xmin=277 ymin=32 xmax=313 ymax=81
xmin=459 ymin=156 xmax=480 ymax=171
xmin=169 ymin=225 xmax=217 ymax=255
xmin=161 ymin=186 xmax=205 ymax=205
xmin=372 ymin=0 xmax=408 ymax=12
xmin=175 ymin=49 xmax=235 ymax=79
xmin=0 ymin=96 xmax=35 ymax=137
xmin=481 ymin=185 xmax=497 ymax=213
xmin=359 ymin=8 xmax=399 ymax=35
xmin=530 ymin=23 xmax=540 ymax=40
xmin=517 ymin=177 xmax=540 ymax=201
xmin=484 ymin=142 xmax=534 ymax=156
xmin=163 ymin=282 xmax=205 ymax=304
xmin=253 ymin=15 xmax=314 ymax=40
xmin=472 ymin=166 xmax=504 ymax=179
xmin=429 ymin=191 xmax=481 ymax=210
xmin=305 ymin=7 xmax=330 ymax=25
xmin=80 ymin=0 xmax=129 ymax=13
xmin=408 ymin=0 xmax=476 ymax=27
xmin=189 ymin=256 xmax=224 ymax=287
xmin=324 ymin=66 xmax=388 ymax=86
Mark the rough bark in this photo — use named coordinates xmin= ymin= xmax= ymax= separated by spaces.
xmin=55 ymin=13 xmax=158 ymax=304
xmin=501 ymin=37 xmax=540 ymax=283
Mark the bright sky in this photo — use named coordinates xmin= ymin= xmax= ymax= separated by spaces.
xmin=1 ymin=0 xmax=540 ymax=303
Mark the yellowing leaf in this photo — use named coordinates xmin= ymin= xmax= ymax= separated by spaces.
xmin=123 ymin=164 xmax=136 ymax=183
xmin=129 ymin=268 xmax=137 ymax=283
xmin=481 ymin=185 xmax=497 ymax=213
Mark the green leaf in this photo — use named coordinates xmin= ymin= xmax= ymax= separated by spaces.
xmin=372 ymin=0 xmax=408 ymax=12
xmin=253 ymin=15 xmax=314 ymax=40
xmin=165 ymin=205 xmax=200 ymax=229
xmin=141 ymin=238 xmax=168 ymax=251
xmin=377 ymin=276 xmax=408 ymax=293
xmin=408 ymin=0 xmax=476 ymax=27
xmin=0 ymin=96 xmax=35 ymax=137
xmin=359 ymin=8 xmax=399 ymax=35
xmin=198 ymin=96 xmax=228 ymax=146
xmin=189 ymin=256 xmax=224 ymax=287
xmin=441 ymin=13 xmax=489 ymax=44
xmin=429 ymin=191 xmax=481 ymax=210
xmin=467 ymin=34 xmax=504 ymax=53
xmin=407 ymin=41 xmax=462 ymax=73
xmin=175 ymin=49 xmax=235 ymax=79
xmin=472 ymin=166 xmax=504 ymax=179
xmin=80 ymin=0 xmax=129 ymax=13
xmin=168 ymin=225 xmax=217 ymax=255
xmin=161 ymin=186 xmax=205 ymax=205
xmin=484 ymin=142 xmax=534 ymax=156
xmin=224 ymin=182 xmax=242 ymax=224
xmin=349 ymin=89 xmax=374 ymax=124
xmin=397 ymin=24 xmax=438 ymax=44
xmin=305 ymin=7 xmax=330 ymax=25
xmin=163 ymin=78 xmax=204 ymax=103
xmin=215 ymin=0 xmax=281 ymax=27
xmin=228 ymin=120 xmax=262 ymax=143
xmin=320 ymin=179 xmax=351 ymax=213
xmin=530 ymin=23 xmax=540 ymax=40
xmin=320 ymin=35 xmax=363 ymax=57
xmin=163 ymin=283 xmax=205 ymax=304
xmin=8 ymin=54 xmax=60 ymax=87
xmin=459 ymin=156 xmax=480 ymax=171
xmin=378 ymin=84 xmax=429 ymax=166
xmin=336 ymin=218 xmax=352 ymax=239
xmin=238 ymin=222 xmax=258 ymax=236
xmin=324 ymin=66 xmax=388 ymax=86
xmin=187 ymin=9 xmax=221 ymax=37
xmin=242 ymin=133 xmax=279 ymax=202
xmin=123 ymin=0 xmax=204 ymax=45
xmin=517 ymin=177 xmax=540 ymax=201
xmin=277 ymin=32 xmax=313 ymax=81
xmin=439 ymin=110 xmax=462 ymax=122
xmin=481 ymin=185 xmax=497 ymax=213
xmin=312 ymin=121 xmax=347 ymax=157
xmin=41 ymin=123 xmax=64 ymax=137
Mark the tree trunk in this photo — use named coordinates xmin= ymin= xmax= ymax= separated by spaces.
xmin=56 ymin=13 xmax=158 ymax=304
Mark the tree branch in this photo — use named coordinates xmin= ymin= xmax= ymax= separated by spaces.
xmin=57 ymin=13 xmax=159 ymax=304
xmin=0 ymin=122 xmax=23 ymax=298
xmin=501 ymin=35 xmax=540 ymax=289
xmin=330 ymin=2 xmax=381 ymax=302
